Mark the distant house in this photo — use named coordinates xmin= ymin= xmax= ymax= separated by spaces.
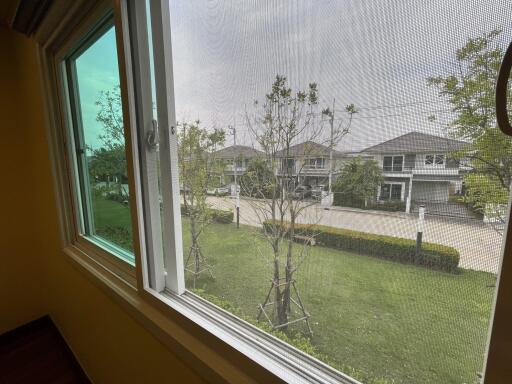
xmin=212 ymin=145 xmax=263 ymax=185
xmin=275 ymin=141 xmax=347 ymax=187
xmin=360 ymin=132 xmax=467 ymax=213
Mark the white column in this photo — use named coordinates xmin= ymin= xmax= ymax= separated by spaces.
xmin=406 ymin=178 xmax=413 ymax=214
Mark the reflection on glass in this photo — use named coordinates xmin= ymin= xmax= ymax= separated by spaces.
xmin=73 ymin=25 xmax=134 ymax=257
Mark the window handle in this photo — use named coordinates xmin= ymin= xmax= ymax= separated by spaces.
xmin=147 ymin=119 xmax=160 ymax=151
xmin=496 ymin=41 xmax=512 ymax=136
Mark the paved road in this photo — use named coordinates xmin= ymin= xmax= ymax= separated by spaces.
xmin=208 ymin=196 xmax=502 ymax=274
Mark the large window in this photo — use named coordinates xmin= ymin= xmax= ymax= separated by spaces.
xmin=56 ymin=1 xmax=512 ymax=383
xmin=383 ymin=155 xmax=404 ymax=172
xmin=64 ymin=17 xmax=134 ymax=263
xmin=380 ymin=183 xmax=403 ymax=201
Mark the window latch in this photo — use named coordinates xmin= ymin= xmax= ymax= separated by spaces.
xmin=147 ymin=119 xmax=159 ymax=152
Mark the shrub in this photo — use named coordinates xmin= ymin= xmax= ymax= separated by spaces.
xmin=334 ymin=196 xmax=406 ymax=212
xmin=180 ymin=205 xmax=233 ymax=224
xmin=106 ymin=192 xmax=127 ymax=204
xmin=371 ymin=200 xmax=406 ymax=212
xmin=263 ymin=221 xmax=459 ymax=273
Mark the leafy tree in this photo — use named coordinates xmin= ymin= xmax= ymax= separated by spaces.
xmin=239 ymin=157 xmax=275 ymax=198
xmin=178 ymin=120 xmax=225 ymax=287
xmin=333 ymin=157 xmax=383 ymax=208
xmin=89 ymin=85 xmax=128 ymax=195
xmin=427 ymin=29 xmax=512 ymax=226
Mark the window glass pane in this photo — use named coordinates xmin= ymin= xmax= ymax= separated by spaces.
xmin=380 ymin=184 xmax=391 ymax=200
xmin=165 ymin=1 xmax=511 ymax=382
xmin=392 ymin=156 xmax=403 ymax=171
xmin=391 ymin=184 xmax=402 ymax=200
xmin=383 ymin=156 xmax=393 ymax=171
xmin=68 ymin=23 xmax=134 ymax=260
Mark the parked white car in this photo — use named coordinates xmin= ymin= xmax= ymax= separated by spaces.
xmin=206 ymin=185 xmax=230 ymax=196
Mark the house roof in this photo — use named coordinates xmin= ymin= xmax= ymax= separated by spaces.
xmin=213 ymin=145 xmax=263 ymax=159
xmin=275 ymin=141 xmax=345 ymax=158
xmin=360 ymin=131 xmax=467 ymax=154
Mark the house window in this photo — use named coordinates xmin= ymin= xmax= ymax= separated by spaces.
xmin=283 ymin=157 xmax=295 ymax=170
xmin=383 ymin=155 xmax=403 ymax=172
xmin=380 ymin=183 xmax=403 ymax=201
xmin=306 ymin=157 xmax=326 ymax=169
xmin=63 ymin=17 xmax=134 ymax=263
xmin=425 ymin=154 xmax=445 ymax=166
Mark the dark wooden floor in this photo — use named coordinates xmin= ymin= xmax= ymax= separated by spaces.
xmin=0 ymin=316 xmax=90 ymax=384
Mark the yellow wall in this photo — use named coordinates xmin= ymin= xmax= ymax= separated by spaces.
xmin=0 ymin=25 xmax=205 ymax=383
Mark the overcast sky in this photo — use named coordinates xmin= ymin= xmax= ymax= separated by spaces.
xmin=169 ymin=0 xmax=512 ymax=151
xmin=75 ymin=1 xmax=512 ymax=152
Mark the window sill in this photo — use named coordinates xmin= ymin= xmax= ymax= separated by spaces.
xmin=63 ymin=245 xmax=359 ymax=384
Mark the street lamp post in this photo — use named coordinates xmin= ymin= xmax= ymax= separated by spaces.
xmin=229 ymin=124 xmax=240 ymax=228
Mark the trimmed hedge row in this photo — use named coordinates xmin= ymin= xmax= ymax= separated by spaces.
xmin=263 ymin=221 xmax=460 ymax=273
xmin=180 ymin=204 xmax=234 ymax=224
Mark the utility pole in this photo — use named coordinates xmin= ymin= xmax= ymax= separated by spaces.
xmin=328 ymin=99 xmax=335 ymax=205
xmin=229 ymin=123 xmax=240 ymax=228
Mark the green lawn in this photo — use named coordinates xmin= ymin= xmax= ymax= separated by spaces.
xmin=96 ymin=197 xmax=496 ymax=384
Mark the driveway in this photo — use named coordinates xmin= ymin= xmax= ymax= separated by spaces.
xmin=208 ymin=196 xmax=502 ymax=274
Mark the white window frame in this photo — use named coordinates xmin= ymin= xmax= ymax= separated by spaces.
xmin=378 ymin=181 xmax=406 ymax=201
xmin=382 ymin=154 xmax=404 ymax=172
xmin=424 ymin=153 xmax=445 ymax=167
xmin=53 ymin=2 xmax=138 ymax=287
xmin=124 ymin=1 xmax=357 ymax=382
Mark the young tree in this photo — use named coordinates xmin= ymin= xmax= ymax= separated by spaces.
xmin=178 ymin=120 xmax=225 ymax=287
xmin=333 ymin=157 xmax=383 ymax=208
xmin=245 ymin=75 xmax=355 ymax=332
xmin=427 ymin=29 xmax=512 ymax=229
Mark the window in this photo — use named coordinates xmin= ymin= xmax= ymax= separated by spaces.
xmin=63 ymin=16 xmax=134 ymax=264
xmin=380 ymin=183 xmax=403 ymax=201
xmin=306 ymin=157 xmax=326 ymax=169
xmin=54 ymin=1 xmax=512 ymax=383
xmin=425 ymin=154 xmax=445 ymax=166
xmin=383 ymin=155 xmax=403 ymax=172
xmin=391 ymin=184 xmax=402 ymax=200
xmin=380 ymin=184 xmax=391 ymax=200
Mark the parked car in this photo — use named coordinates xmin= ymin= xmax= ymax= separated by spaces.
xmin=206 ymin=185 xmax=230 ymax=196
xmin=292 ymin=185 xmax=312 ymax=200
xmin=311 ymin=184 xmax=327 ymax=199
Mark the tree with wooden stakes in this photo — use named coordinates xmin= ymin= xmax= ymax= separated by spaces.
xmin=243 ymin=75 xmax=356 ymax=335
xmin=178 ymin=120 xmax=225 ymax=288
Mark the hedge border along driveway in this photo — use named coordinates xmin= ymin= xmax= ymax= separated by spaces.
xmin=263 ymin=221 xmax=460 ymax=273
xmin=207 ymin=196 xmax=502 ymax=273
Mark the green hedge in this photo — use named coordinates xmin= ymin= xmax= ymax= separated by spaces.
xmin=180 ymin=204 xmax=233 ymax=224
xmin=263 ymin=221 xmax=459 ymax=273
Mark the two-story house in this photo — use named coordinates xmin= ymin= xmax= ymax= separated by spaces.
xmin=275 ymin=141 xmax=347 ymax=187
xmin=212 ymin=145 xmax=263 ymax=186
xmin=360 ymin=131 xmax=467 ymax=213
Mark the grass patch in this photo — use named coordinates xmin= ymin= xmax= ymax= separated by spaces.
xmin=184 ymin=221 xmax=495 ymax=384
xmin=94 ymin=196 xmax=495 ymax=383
